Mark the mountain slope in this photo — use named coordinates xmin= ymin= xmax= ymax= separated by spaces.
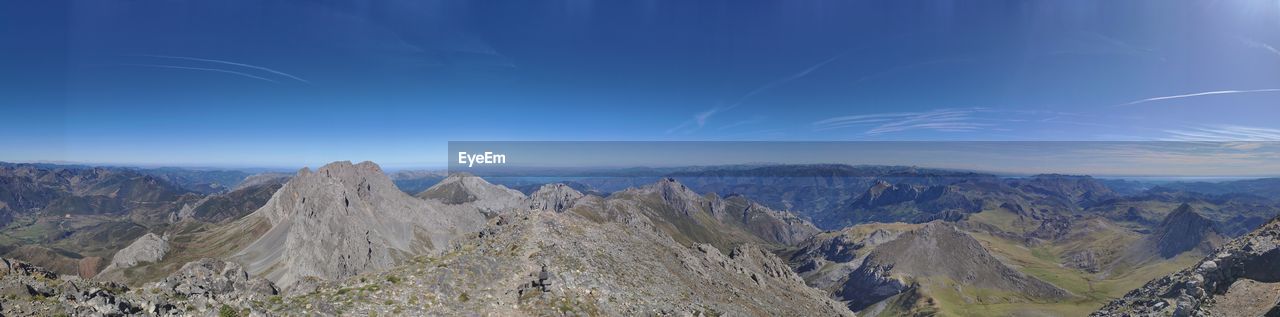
xmin=229 ymin=161 xmax=487 ymax=289
xmin=838 ymin=222 xmax=1072 ymax=312
xmin=267 ymin=207 xmax=853 ymax=316
xmin=578 ymin=178 xmax=820 ymax=249
xmin=175 ymin=175 xmax=287 ymax=223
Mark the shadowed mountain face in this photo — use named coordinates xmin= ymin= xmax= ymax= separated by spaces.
xmin=178 ymin=177 xmax=287 ymax=223
xmin=1149 ymin=204 xmax=1225 ymax=259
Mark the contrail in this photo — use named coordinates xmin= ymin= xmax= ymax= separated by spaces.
xmin=121 ymin=63 xmax=280 ymax=83
xmin=728 ymin=53 xmax=844 ymax=112
xmin=1117 ymin=89 xmax=1280 ymax=106
xmin=671 ymin=52 xmax=848 ymax=133
xmin=133 ymin=54 xmax=310 ymax=84
xmin=1238 ymin=37 xmax=1280 ymax=59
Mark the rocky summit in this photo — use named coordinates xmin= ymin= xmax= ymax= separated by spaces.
xmin=527 ymin=183 xmax=585 ymax=213
xmin=230 ymin=161 xmax=487 ymax=289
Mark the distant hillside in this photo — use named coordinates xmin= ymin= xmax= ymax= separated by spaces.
xmin=1154 ymin=177 xmax=1280 ymax=197
xmin=0 ymin=164 xmax=273 ymax=278
xmin=133 ymin=167 xmax=253 ymax=194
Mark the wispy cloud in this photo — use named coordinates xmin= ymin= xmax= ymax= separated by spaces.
xmin=131 ymin=54 xmax=311 ymax=84
xmin=1163 ymin=125 xmax=1280 ymax=141
xmin=1238 ymin=37 xmax=1280 ymax=59
xmin=669 ymin=52 xmax=846 ymax=134
xmin=812 ymin=108 xmax=992 ymax=135
xmin=1046 ymin=32 xmax=1165 ymax=61
xmin=1116 ymin=89 xmax=1280 ymax=106
xmin=120 ymin=63 xmax=280 ymax=83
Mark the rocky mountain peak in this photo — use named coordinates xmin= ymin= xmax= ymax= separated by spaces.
xmin=648 ymin=177 xmax=704 ymax=216
xmin=416 ymin=173 xmax=525 ymax=206
xmin=528 ymin=183 xmax=585 ymax=212
xmin=230 ymin=161 xmax=487 ymax=289
xmin=1151 ymin=203 xmax=1222 ymax=258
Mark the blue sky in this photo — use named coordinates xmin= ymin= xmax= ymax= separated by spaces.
xmin=3 ymin=0 xmax=1280 ymax=169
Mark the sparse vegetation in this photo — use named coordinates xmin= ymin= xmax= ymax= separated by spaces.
xmin=217 ymin=304 xmax=239 ymax=317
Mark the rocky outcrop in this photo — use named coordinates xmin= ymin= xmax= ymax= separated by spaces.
xmin=138 ymin=258 xmax=278 ymax=313
xmin=787 ymin=224 xmax=913 ymax=296
xmin=230 ymin=161 xmax=488 ymax=289
xmin=102 ymin=232 xmax=169 ymax=272
xmin=528 ymin=183 xmax=584 ymax=212
xmin=1094 ymin=216 xmax=1280 ymax=317
xmin=1 ymin=257 xmax=278 ymax=316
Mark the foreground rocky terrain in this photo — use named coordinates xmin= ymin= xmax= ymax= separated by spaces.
xmin=270 ymin=206 xmax=850 ymax=316
xmin=1 ymin=256 xmax=278 ymax=316
xmin=1093 ymin=215 xmax=1280 ymax=317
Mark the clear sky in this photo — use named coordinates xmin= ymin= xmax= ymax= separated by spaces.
xmin=2 ymin=0 xmax=1280 ymax=169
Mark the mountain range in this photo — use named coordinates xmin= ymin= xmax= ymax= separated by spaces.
xmin=2 ymin=161 xmax=1280 ymax=316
